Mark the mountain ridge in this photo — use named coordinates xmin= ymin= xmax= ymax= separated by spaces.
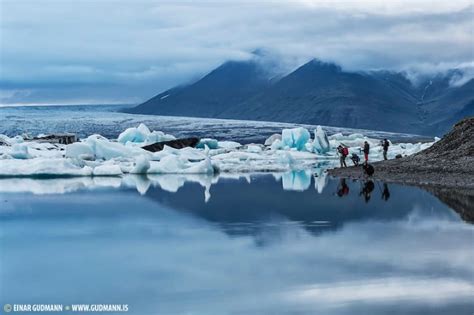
xmin=126 ymin=58 xmax=474 ymax=136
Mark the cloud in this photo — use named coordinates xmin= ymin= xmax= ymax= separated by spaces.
xmin=0 ymin=0 xmax=473 ymax=104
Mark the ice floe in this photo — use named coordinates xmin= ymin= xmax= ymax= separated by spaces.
xmin=0 ymin=124 xmax=438 ymax=177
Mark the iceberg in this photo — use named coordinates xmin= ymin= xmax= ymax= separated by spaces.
xmin=0 ymin=123 xmax=437 ymax=178
xmin=118 ymin=123 xmax=175 ymax=144
xmin=118 ymin=124 xmax=149 ymax=144
xmin=281 ymin=127 xmax=310 ymax=151
xmin=247 ymin=144 xmax=263 ymax=153
xmin=264 ymin=134 xmax=282 ymax=146
xmin=66 ymin=142 xmax=95 ymax=160
xmin=0 ymin=158 xmax=93 ymax=177
xmin=144 ymin=130 xmax=176 ymax=144
xmin=86 ymin=135 xmax=135 ymax=160
xmin=270 ymin=139 xmax=284 ymax=151
xmin=10 ymin=143 xmax=31 ymax=159
xmin=93 ymin=164 xmax=123 ymax=176
xmin=131 ymin=156 xmax=151 ymax=174
xmin=197 ymin=138 xmax=219 ymax=149
xmin=312 ymin=126 xmax=330 ymax=154
xmin=0 ymin=134 xmax=12 ymax=146
xmin=217 ymin=141 xmax=241 ymax=150
xmin=148 ymin=156 xmax=214 ymax=174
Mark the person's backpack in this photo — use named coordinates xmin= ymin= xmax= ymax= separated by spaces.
xmin=342 ymin=147 xmax=349 ymax=156
xmin=364 ymin=164 xmax=375 ymax=176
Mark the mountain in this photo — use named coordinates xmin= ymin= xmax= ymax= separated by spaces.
xmin=128 ymin=60 xmax=272 ymax=118
xmin=126 ymin=59 xmax=474 ymax=136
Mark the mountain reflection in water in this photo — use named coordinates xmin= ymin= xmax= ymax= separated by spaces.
xmin=1 ymin=172 xmax=473 ymax=315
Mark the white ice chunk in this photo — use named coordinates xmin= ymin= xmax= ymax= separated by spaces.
xmin=264 ymin=134 xmax=282 ymax=146
xmin=11 ymin=135 xmax=24 ymax=144
xmin=117 ymin=123 xmax=150 ymax=144
xmin=0 ymin=158 xmax=93 ymax=177
xmin=0 ymin=134 xmax=12 ymax=146
xmin=217 ymin=141 xmax=241 ymax=150
xmin=130 ymin=155 xmax=151 ymax=174
xmin=93 ymin=164 xmax=123 ymax=176
xmin=146 ymin=130 xmax=175 ymax=143
xmin=86 ymin=135 xmax=134 ymax=160
xmin=247 ymin=144 xmax=263 ymax=153
xmin=270 ymin=139 xmax=284 ymax=150
xmin=148 ymin=156 xmax=214 ymax=174
xmin=65 ymin=142 xmax=95 ymax=159
xmin=10 ymin=143 xmax=32 ymax=159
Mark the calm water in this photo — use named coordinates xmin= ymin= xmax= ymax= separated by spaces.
xmin=0 ymin=173 xmax=473 ymax=315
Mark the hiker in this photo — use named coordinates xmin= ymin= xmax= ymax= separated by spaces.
xmin=351 ymin=153 xmax=360 ymax=166
xmin=337 ymin=178 xmax=350 ymax=197
xmin=363 ymin=141 xmax=370 ymax=164
xmin=337 ymin=145 xmax=348 ymax=168
xmin=363 ymin=163 xmax=375 ymax=177
xmin=382 ymin=139 xmax=390 ymax=160
xmin=382 ymin=183 xmax=390 ymax=201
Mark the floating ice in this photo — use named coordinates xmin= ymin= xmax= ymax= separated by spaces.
xmin=85 ymin=135 xmax=135 ymax=160
xmin=247 ymin=144 xmax=263 ymax=153
xmin=66 ymin=142 xmax=95 ymax=160
xmin=10 ymin=143 xmax=31 ymax=159
xmin=146 ymin=131 xmax=176 ymax=144
xmin=131 ymin=156 xmax=151 ymax=174
xmin=197 ymin=138 xmax=219 ymax=149
xmin=282 ymin=127 xmax=311 ymax=151
xmin=148 ymin=156 xmax=214 ymax=174
xmin=118 ymin=123 xmax=175 ymax=144
xmin=264 ymin=134 xmax=282 ymax=146
xmin=217 ymin=141 xmax=241 ymax=150
xmin=0 ymin=158 xmax=93 ymax=177
xmin=93 ymin=164 xmax=123 ymax=176
xmin=0 ymin=123 xmax=437 ymax=178
xmin=312 ymin=126 xmax=330 ymax=154
xmin=118 ymin=124 xmax=149 ymax=144
xmin=0 ymin=134 xmax=12 ymax=146
xmin=270 ymin=139 xmax=284 ymax=151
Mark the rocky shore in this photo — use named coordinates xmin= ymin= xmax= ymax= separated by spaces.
xmin=328 ymin=117 xmax=474 ymax=189
xmin=328 ymin=117 xmax=474 ymax=223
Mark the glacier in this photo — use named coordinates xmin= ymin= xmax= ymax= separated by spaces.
xmin=0 ymin=124 xmax=438 ymax=178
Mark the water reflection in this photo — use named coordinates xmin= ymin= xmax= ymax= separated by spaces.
xmin=360 ymin=180 xmax=375 ymax=203
xmin=0 ymin=171 xmax=472 ymax=224
xmin=1 ymin=174 xmax=473 ymax=315
xmin=382 ymin=183 xmax=391 ymax=201
xmin=337 ymin=178 xmax=350 ymax=197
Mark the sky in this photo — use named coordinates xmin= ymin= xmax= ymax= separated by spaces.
xmin=0 ymin=0 xmax=473 ymax=105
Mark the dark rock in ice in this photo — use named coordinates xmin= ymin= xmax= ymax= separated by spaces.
xmin=142 ymin=137 xmax=200 ymax=152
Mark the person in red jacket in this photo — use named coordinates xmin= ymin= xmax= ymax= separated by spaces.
xmin=337 ymin=145 xmax=348 ymax=168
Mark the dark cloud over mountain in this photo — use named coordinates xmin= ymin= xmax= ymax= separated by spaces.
xmin=0 ymin=0 xmax=473 ymax=105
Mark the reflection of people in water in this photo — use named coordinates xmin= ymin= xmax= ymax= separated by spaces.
xmin=337 ymin=178 xmax=350 ymax=197
xmin=382 ymin=183 xmax=390 ymax=201
xmin=360 ymin=180 xmax=374 ymax=203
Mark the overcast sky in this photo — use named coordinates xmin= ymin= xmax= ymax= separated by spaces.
xmin=0 ymin=0 xmax=473 ymax=105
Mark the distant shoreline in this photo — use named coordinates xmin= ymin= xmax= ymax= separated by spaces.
xmin=0 ymin=103 xmax=135 ymax=108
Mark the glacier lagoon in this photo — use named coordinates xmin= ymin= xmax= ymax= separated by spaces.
xmin=0 ymin=105 xmax=473 ymax=314
xmin=1 ymin=173 xmax=473 ymax=315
